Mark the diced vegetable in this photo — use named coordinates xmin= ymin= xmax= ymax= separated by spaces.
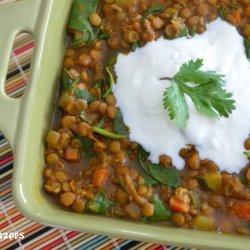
xmin=170 ymin=196 xmax=189 ymax=213
xmin=125 ymin=202 xmax=141 ymax=220
xmin=92 ymin=168 xmax=110 ymax=187
xmin=86 ymin=192 xmax=114 ymax=214
xmin=65 ymin=147 xmax=80 ymax=162
xmin=192 ymin=215 xmax=215 ymax=230
xmin=201 ymin=172 xmax=222 ymax=192
xmin=148 ymin=195 xmax=171 ymax=222
xmin=68 ymin=0 xmax=99 ymax=47
xmin=232 ymin=201 xmax=250 ymax=221
xmin=189 ymin=190 xmax=200 ymax=209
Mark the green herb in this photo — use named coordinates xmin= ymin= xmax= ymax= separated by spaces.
xmin=86 ymin=192 xmax=114 ymax=214
xmin=219 ymin=6 xmax=226 ymax=20
xmin=92 ymin=126 xmax=127 ymax=139
xmin=107 ymin=51 xmax=118 ymax=66
xmin=229 ymin=1 xmax=237 ymax=9
xmin=244 ymin=38 xmax=250 ymax=61
xmin=179 ymin=27 xmax=189 ymax=38
xmin=114 ymin=109 xmax=127 ymax=134
xmin=130 ymin=41 xmax=142 ymax=52
xmin=138 ymin=145 xmax=151 ymax=174
xmin=148 ymin=195 xmax=171 ymax=222
xmin=73 ymin=88 xmax=96 ymax=103
xmin=142 ymin=4 xmax=164 ymax=20
xmin=244 ymin=151 xmax=250 ymax=159
xmin=189 ymin=190 xmax=200 ymax=209
xmin=143 ymin=174 xmax=158 ymax=186
xmin=103 ymin=67 xmax=115 ymax=98
xmin=247 ymin=222 xmax=250 ymax=230
xmin=149 ymin=164 xmax=180 ymax=188
xmin=68 ymin=0 xmax=99 ymax=47
xmin=118 ymin=176 xmax=126 ymax=190
xmin=96 ymin=118 xmax=105 ymax=129
xmin=162 ymin=59 xmax=235 ymax=128
xmin=138 ymin=145 xmax=180 ymax=188
xmin=61 ymin=68 xmax=80 ymax=91
xmin=77 ymin=136 xmax=93 ymax=160
xmin=97 ymin=31 xmax=110 ymax=40
xmin=79 ymin=111 xmax=91 ymax=123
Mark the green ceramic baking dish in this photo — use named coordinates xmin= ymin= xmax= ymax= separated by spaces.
xmin=0 ymin=0 xmax=249 ymax=249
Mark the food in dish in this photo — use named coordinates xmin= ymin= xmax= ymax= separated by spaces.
xmin=43 ymin=0 xmax=250 ymax=235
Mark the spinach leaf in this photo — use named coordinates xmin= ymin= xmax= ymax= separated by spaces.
xmin=103 ymin=67 xmax=115 ymax=98
xmin=138 ymin=145 xmax=179 ymax=188
xmin=61 ymin=68 xmax=80 ymax=91
xmin=244 ymin=151 xmax=250 ymax=159
xmin=130 ymin=41 xmax=142 ymax=52
xmin=138 ymin=145 xmax=151 ymax=174
xmin=219 ymin=6 xmax=226 ymax=20
xmin=97 ymin=31 xmax=110 ymax=40
xmin=107 ymin=51 xmax=118 ymax=66
xmin=118 ymin=176 xmax=126 ymax=190
xmin=244 ymin=38 xmax=250 ymax=61
xmin=78 ymin=136 xmax=93 ymax=160
xmin=73 ymin=88 xmax=96 ymax=103
xmin=86 ymin=192 xmax=114 ymax=214
xmin=68 ymin=0 xmax=99 ymax=47
xmin=96 ymin=118 xmax=105 ymax=128
xmin=148 ymin=195 xmax=171 ymax=222
xmin=143 ymin=174 xmax=158 ymax=186
xmin=179 ymin=27 xmax=189 ymax=38
xmin=142 ymin=4 xmax=164 ymax=20
xmin=114 ymin=109 xmax=127 ymax=134
xmin=149 ymin=164 xmax=180 ymax=188
xmin=92 ymin=126 xmax=127 ymax=139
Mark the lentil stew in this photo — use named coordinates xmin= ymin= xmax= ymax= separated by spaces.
xmin=43 ymin=0 xmax=250 ymax=236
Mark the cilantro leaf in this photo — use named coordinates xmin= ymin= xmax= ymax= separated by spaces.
xmin=163 ymin=81 xmax=189 ymax=129
xmin=162 ymin=59 xmax=236 ymax=128
xmin=86 ymin=192 xmax=114 ymax=214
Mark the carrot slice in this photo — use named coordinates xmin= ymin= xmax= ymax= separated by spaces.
xmin=232 ymin=201 xmax=250 ymax=221
xmin=170 ymin=196 xmax=189 ymax=213
xmin=65 ymin=147 xmax=80 ymax=162
xmin=231 ymin=9 xmax=241 ymax=24
xmin=75 ymin=83 xmax=87 ymax=90
xmin=92 ymin=168 xmax=110 ymax=187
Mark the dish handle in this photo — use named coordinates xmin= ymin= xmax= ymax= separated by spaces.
xmin=0 ymin=0 xmax=41 ymax=146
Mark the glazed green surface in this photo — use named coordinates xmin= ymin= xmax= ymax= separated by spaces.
xmin=0 ymin=0 xmax=249 ymax=249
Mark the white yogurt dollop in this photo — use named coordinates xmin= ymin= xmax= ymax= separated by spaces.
xmin=113 ymin=19 xmax=250 ymax=173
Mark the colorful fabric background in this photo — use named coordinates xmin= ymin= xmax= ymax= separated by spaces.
xmin=0 ymin=1 xmax=195 ymax=249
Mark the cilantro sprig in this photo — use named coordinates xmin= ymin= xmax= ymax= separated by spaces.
xmin=162 ymin=59 xmax=236 ymax=128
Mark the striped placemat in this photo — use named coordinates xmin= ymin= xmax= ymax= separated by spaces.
xmin=0 ymin=1 xmax=194 ymax=249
